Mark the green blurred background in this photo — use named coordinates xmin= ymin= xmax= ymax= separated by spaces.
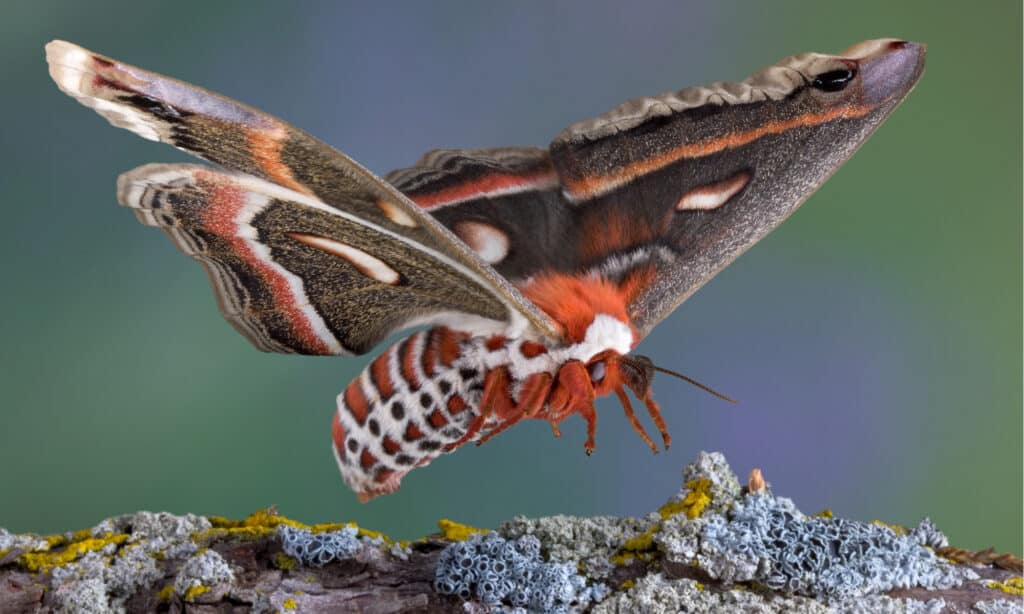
xmin=1 ymin=2 xmax=1019 ymax=553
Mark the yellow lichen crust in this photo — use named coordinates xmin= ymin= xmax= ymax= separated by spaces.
xmin=18 ymin=533 xmax=130 ymax=572
xmin=283 ymin=597 xmax=298 ymax=609
xmin=813 ymin=509 xmax=834 ymax=519
xmin=987 ymin=576 xmax=1024 ymax=596
xmin=156 ymin=584 xmax=174 ymax=602
xmin=437 ymin=519 xmax=489 ymax=541
xmin=656 ymin=499 xmax=689 ymax=520
xmin=273 ymin=552 xmax=298 ymax=570
xmin=870 ymin=520 xmax=907 ymax=536
xmin=681 ymin=478 xmax=713 ymax=519
xmin=621 ymin=530 xmax=655 ymax=553
xmin=611 ymin=491 xmax=705 ymax=566
xmin=197 ymin=509 xmax=393 ymax=545
xmin=184 ymin=584 xmax=210 ymax=601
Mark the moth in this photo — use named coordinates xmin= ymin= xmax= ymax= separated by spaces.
xmin=47 ymin=39 xmax=924 ymax=501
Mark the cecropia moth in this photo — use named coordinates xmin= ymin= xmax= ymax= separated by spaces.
xmin=46 ymin=39 xmax=924 ymax=501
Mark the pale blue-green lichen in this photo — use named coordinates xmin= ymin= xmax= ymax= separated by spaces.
xmin=435 ymin=531 xmax=608 ymax=612
xmin=697 ymin=493 xmax=974 ymax=599
xmin=592 ymin=573 xmax=954 ymax=614
xmin=278 ymin=524 xmax=361 ymax=567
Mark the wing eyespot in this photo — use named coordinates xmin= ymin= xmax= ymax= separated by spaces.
xmin=812 ymin=68 xmax=857 ymax=93
xmin=453 ymin=220 xmax=510 ymax=265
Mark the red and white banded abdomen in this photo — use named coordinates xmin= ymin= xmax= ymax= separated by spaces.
xmin=331 ymin=311 xmax=637 ymax=501
xmin=332 ymin=327 xmax=489 ymax=501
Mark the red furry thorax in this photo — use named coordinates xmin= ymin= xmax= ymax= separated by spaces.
xmin=519 ymin=273 xmax=634 ymax=344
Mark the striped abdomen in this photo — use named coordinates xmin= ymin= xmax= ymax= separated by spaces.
xmin=331 ymin=305 xmax=665 ymax=502
xmin=332 ymin=327 xmax=488 ymax=501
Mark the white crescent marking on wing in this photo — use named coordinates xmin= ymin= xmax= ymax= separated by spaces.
xmin=676 ymin=172 xmax=751 ymax=211
xmin=291 ymin=233 xmax=401 ymax=285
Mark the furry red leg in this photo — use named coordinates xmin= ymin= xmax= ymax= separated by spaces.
xmin=641 ymin=393 xmax=672 ymax=450
xmin=444 ymin=366 xmax=512 ymax=451
xmin=613 ymin=386 xmax=658 ymax=453
xmin=475 ymin=372 xmax=552 ymax=447
xmin=550 ymin=361 xmax=598 ymax=453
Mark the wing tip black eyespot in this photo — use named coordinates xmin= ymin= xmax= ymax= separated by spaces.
xmin=812 ymin=68 xmax=858 ymax=93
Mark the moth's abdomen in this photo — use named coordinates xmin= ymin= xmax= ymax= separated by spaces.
xmin=331 ymin=328 xmax=486 ymax=501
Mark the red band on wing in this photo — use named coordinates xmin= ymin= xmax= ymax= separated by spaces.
xmin=410 ymin=170 xmax=558 ymax=209
xmin=197 ymin=170 xmax=333 ymax=355
xmin=563 ymin=105 xmax=873 ymax=200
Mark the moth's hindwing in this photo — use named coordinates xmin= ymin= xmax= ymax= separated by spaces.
xmin=118 ymin=164 xmax=530 ymax=354
xmin=385 ymin=147 xmax=577 ymax=281
xmin=46 ymin=40 xmax=559 ymax=353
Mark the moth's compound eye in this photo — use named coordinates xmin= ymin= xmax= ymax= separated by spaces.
xmin=588 ymin=361 xmax=606 ymax=383
xmin=812 ymin=68 xmax=857 ymax=92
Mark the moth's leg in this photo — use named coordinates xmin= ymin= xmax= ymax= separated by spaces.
xmin=444 ymin=366 xmax=512 ymax=451
xmin=613 ymin=386 xmax=658 ymax=453
xmin=640 ymin=392 xmax=672 ymax=450
xmin=476 ymin=372 xmax=552 ymax=447
xmin=575 ymin=399 xmax=598 ymax=456
xmin=549 ymin=361 xmax=598 ymax=453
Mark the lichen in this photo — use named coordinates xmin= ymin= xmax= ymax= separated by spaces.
xmin=592 ymin=573 xmax=954 ymax=614
xmin=18 ymin=533 xmax=130 ymax=572
xmin=51 ymin=575 xmax=110 ymax=613
xmin=438 ymin=518 xmax=489 ymax=541
xmin=974 ymin=598 xmax=1024 ymax=614
xmin=987 ymin=576 xmax=1024 ymax=596
xmin=434 ymin=531 xmax=606 ymax=612
xmin=501 ymin=513 xmax=654 ymax=571
xmin=274 ymin=551 xmax=298 ymax=570
xmin=680 ymin=477 xmax=714 ymax=519
xmin=184 ymin=584 xmax=210 ymax=601
xmin=697 ymin=493 xmax=975 ymax=599
xmin=156 ymin=584 xmax=174 ymax=602
xmin=278 ymin=525 xmax=361 ymax=567
xmin=680 ymin=451 xmax=742 ymax=516
xmin=910 ymin=517 xmax=949 ymax=549
xmin=173 ymin=549 xmax=235 ymax=600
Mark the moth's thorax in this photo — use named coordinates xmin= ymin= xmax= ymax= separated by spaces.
xmin=465 ymin=312 xmax=632 ymax=383
xmin=517 ymin=272 xmax=640 ymax=345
